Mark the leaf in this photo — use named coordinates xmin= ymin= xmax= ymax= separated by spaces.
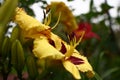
xmin=102 ymin=67 xmax=119 ymax=79
xmin=0 ymin=0 xmax=18 ymax=51
xmin=0 ymin=0 xmax=18 ymax=26
xmin=100 ymin=3 xmax=113 ymax=14
xmin=94 ymin=72 xmax=103 ymax=80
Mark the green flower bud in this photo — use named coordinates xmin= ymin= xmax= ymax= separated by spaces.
xmin=1 ymin=36 xmax=11 ymax=60
xmin=11 ymin=40 xmax=25 ymax=73
xmin=10 ymin=26 xmax=20 ymax=42
xmin=26 ymin=56 xmax=38 ymax=79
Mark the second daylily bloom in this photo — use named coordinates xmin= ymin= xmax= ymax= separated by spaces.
xmin=14 ymin=7 xmax=94 ymax=79
xmin=74 ymin=22 xmax=100 ymax=40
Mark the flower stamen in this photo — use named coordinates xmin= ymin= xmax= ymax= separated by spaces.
xmin=43 ymin=10 xmax=51 ymax=26
xmin=65 ymin=31 xmax=85 ymax=58
xmin=75 ymin=30 xmax=85 ymax=47
xmin=51 ymin=12 xmax=61 ymax=30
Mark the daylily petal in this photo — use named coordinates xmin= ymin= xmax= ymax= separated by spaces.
xmin=15 ymin=7 xmax=50 ymax=31
xmin=33 ymin=36 xmax=64 ymax=60
xmin=74 ymin=22 xmax=100 ymax=40
xmin=50 ymin=33 xmax=62 ymax=51
xmin=72 ymin=50 xmax=95 ymax=78
xmin=78 ymin=22 xmax=92 ymax=32
xmin=67 ymin=56 xmax=84 ymax=65
xmin=85 ymin=31 xmax=100 ymax=40
xmin=50 ymin=33 xmax=68 ymax=54
xmin=62 ymin=60 xmax=81 ymax=79
xmin=14 ymin=7 xmax=51 ymax=39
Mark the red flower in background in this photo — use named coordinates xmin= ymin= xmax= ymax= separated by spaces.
xmin=73 ymin=22 xmax=100 ymax=40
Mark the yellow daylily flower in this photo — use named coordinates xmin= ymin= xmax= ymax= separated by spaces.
xmin=14 ymin=7 xmax=94 ymax=80
xmin=33 ymin=33 xmax=94 ymax=79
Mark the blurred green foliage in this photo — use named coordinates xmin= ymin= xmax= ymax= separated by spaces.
xmin=0 ymin=0 xmax=120 ymax=80
xmin=75 ymin=0 xmax=120 ymax=80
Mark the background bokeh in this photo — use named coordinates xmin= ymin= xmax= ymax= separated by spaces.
xmin=0 ymin=0 xmax=120 ymax=80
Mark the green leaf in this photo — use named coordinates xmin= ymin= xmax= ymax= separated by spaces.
xmin=100 ymin=3 xmax=113 ymax=14
xmin=0 ymin=0 xmax=18 ymax=26
xmin=102 ymin=67 xmax=119 ymax=79
xmin=0 ymin=0 xmax=18 ymax=51
xmin=94 ymin=72 xmax=103 ymax=80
